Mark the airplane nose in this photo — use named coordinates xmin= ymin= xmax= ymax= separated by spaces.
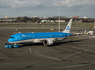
xmin=8 ymin=38 xmax=12 ymax=42
xmin=8 ymin=39 xmax=10 ymax=42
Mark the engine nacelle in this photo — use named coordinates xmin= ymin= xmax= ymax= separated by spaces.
xmin=43 ymin=39 xmax=53 ymax=46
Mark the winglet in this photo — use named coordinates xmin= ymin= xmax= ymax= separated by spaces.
xmin=63 ymin=19 xmax=73 ymax=33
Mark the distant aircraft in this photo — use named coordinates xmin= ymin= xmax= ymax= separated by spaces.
xmin=7 ymin=19 xmax=73 ymax=48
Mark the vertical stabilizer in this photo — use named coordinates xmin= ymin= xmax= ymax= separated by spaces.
xmin=63 ymin=19 xmax=73 ymax=33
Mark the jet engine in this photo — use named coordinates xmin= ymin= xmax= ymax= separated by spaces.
xmin=43 ymin=39 xmax=53 ymax=46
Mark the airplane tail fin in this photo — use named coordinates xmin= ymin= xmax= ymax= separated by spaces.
xmin=63 ymin=19 xmax=73 ymax=33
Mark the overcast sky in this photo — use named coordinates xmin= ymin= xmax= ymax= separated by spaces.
xmin=0 ymin=0 xmax=95 ymax=18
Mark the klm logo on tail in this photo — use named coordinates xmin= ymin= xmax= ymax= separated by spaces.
xmin=63 ymin=19 xmax=72 ymax=33
xmin=66 ymin=26 xmax=70 ymax=30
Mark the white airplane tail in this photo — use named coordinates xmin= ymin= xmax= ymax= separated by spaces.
xmin=63 ymin=19 xmax=73 ymax=33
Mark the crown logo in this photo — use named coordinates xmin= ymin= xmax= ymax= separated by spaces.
xmin=66 ymin=26 xmax=70 ymax=30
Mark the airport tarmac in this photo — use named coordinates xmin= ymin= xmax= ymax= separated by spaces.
xmin=0 ymin=29 xmax=95 ymax=70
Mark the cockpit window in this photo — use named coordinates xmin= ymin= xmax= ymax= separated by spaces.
xmin=10 ymin=37 xmax=15 ymax=38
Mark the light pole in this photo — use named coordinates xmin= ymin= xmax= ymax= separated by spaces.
xmin=58 ymin=3 xmax=61 ymax=32
xmin=94 ymin=18 xmax=95 ymax=28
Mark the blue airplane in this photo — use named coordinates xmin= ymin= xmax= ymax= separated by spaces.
xmin=6 ymin=19 xmax=73 ymax=48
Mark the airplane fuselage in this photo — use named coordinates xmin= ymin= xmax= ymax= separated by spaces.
xmin=8 ymin=32 xmax=71 ymax=44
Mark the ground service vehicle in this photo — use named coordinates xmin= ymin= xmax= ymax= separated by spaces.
xmin=5 ymin=43 xmax=20 ymax=48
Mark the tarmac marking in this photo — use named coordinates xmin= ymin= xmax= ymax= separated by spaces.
xmin=72 ymin=47 xmax=95 ymax=53
xmin=33 ymin=53 xmax=61 ymax=61
xmin=72 ymin=47 xmax=95 ymax=57
xmin=73 ymin=60 xmax=93 ymax=63
xmin=82 ymin=53 xmax=95 ymax=58
xmin=55 ymin=64 xmax=91 ymax=69
xmin=0 ymin=53 xmax=10 ymax=59
xmin=55 ymin=46 xmax=76 ymax=52
xmin=29 ymin=48 xmax=61 ymax=61
xmin=63 ymin=51 xmax=82 ymax=60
